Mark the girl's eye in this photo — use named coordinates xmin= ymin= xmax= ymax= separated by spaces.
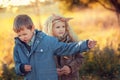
xmin=56 ymin=26 xmax=60 ymax=28
xmin=62 ymin=26 xmax=65 ymax=28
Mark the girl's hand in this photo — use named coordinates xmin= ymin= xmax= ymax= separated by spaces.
xmin=57 ymin=68 xmax=64 ymax=76
xmin=60 ymin=65 xmax=71 ymax=75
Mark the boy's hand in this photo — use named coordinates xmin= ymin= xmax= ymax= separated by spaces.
xmin=24 ymin=65 xmax=32 ymax=72
xmin=88 ymin=40 xmax=97 ymax=49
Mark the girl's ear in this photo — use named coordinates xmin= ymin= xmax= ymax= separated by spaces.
xmin=52 ymin=14 xmax=61 ymax=20
xmin=52 ymin=13 xmax=56 ymax=17
xmin=65 ymin=18 xmax=73 ymax=22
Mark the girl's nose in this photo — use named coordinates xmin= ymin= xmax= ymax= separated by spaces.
xmin=60 ymin=28 xmax=64 ymax=31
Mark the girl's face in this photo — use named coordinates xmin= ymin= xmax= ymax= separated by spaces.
xmin=17 ymin=26 xmax=34 ymax=43
xmin=52 ymin=21 xmax=66 ymax=37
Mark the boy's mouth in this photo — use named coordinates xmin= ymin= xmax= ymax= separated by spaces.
xmin=23 ymin=40 xmax=28 ymax=43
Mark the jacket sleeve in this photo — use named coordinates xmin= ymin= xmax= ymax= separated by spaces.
xmin=13 ymin=46 xmax=25 ymax=76
xmin=67 ymin=54 xmax=84 ymax=74
xmin=49 ymin=36 xmax=89 ymax=56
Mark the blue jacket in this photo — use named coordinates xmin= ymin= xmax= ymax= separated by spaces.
xmin=13 ymin=30 xmax=89 ymax=80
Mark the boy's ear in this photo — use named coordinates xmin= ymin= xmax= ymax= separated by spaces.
xmin=32 ymin=25 xmax=35 ymax=31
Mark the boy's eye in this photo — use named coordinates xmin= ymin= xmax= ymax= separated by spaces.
xmin=18 ymin=34 xmax=27 ymax=37
xmin=18 ymin=34 xmax=22 ymax=37
xmin=18 ymin=35 xmax=21 ymax=37
xmin=23 ymin=34 xmax=27 ymax=36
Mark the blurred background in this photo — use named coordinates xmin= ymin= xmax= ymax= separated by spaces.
xmin=0 ymin=0 xmax=120 ymax=80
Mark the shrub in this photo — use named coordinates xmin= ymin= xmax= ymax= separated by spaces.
xmin=80 ymin=46 xmax=120 ymax=80
xmin=1 ymin=63 xmax=23 ymax=80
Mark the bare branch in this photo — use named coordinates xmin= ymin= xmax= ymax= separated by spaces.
xmin=95 ymin=0 xmax=116 ymax=12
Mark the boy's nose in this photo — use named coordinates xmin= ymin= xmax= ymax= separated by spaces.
xmin=23 ymin=37 xmax=27 ymax=41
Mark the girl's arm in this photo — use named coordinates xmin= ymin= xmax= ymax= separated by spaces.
xmin=66 ymin=53 xmax=84 ymax=74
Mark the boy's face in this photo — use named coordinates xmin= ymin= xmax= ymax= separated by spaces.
xmin=17 ymin=26 xmax=34 ymax=43
xmin=52 ymin=21 xmax=66 ymax=38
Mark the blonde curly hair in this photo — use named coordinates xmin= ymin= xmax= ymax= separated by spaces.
xmin=43 ymin=14 xmax=78 ymax=42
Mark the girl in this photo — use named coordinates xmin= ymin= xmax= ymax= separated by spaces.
xmin=43 ymin=14 xmax=84 ymax=80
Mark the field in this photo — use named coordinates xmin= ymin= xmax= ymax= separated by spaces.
xmin=0 ymin=3 xmax=120 ymax=79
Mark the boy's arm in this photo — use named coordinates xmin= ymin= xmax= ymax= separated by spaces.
xmin=13 ymin=47 xmax=25 ymax=75
xmin=52 ymin=38 xmax=90 ymax=55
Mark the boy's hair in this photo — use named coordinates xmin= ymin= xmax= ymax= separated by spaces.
xmin=13 ymin=14 xmax=34 ymax=33
xmin=43 ymin=14 xmax=78 ymax=41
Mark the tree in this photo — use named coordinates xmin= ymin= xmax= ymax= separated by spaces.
xmin=96 ymin=0 xmax=120 ymax=25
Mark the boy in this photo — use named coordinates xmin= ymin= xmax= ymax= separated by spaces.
xmin=13 ymin=14 xmax=96 ymax=80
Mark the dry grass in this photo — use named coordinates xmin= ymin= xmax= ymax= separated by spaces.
xmin=0 ymin=3 xmax=120 ymax=76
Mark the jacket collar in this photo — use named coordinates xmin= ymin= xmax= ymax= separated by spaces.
xmin=14 ymin=29 xmax=46 ymax=45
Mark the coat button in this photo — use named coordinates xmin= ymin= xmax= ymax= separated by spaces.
xmin=40 ymin=49 xmax=43 ymax=52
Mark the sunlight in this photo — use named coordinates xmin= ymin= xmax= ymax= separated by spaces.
xmin=39 ymin=0 xmax=46 ymax=2
xmin=0 ymin=0 xmax=31 ymax=7
xmin=0 ymin=0 xmax=47 ymax=7
xmin=9 ymin=0 xmax=31 ymax=6
xmin=0 ymin=1 xmax=120 ymax=79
